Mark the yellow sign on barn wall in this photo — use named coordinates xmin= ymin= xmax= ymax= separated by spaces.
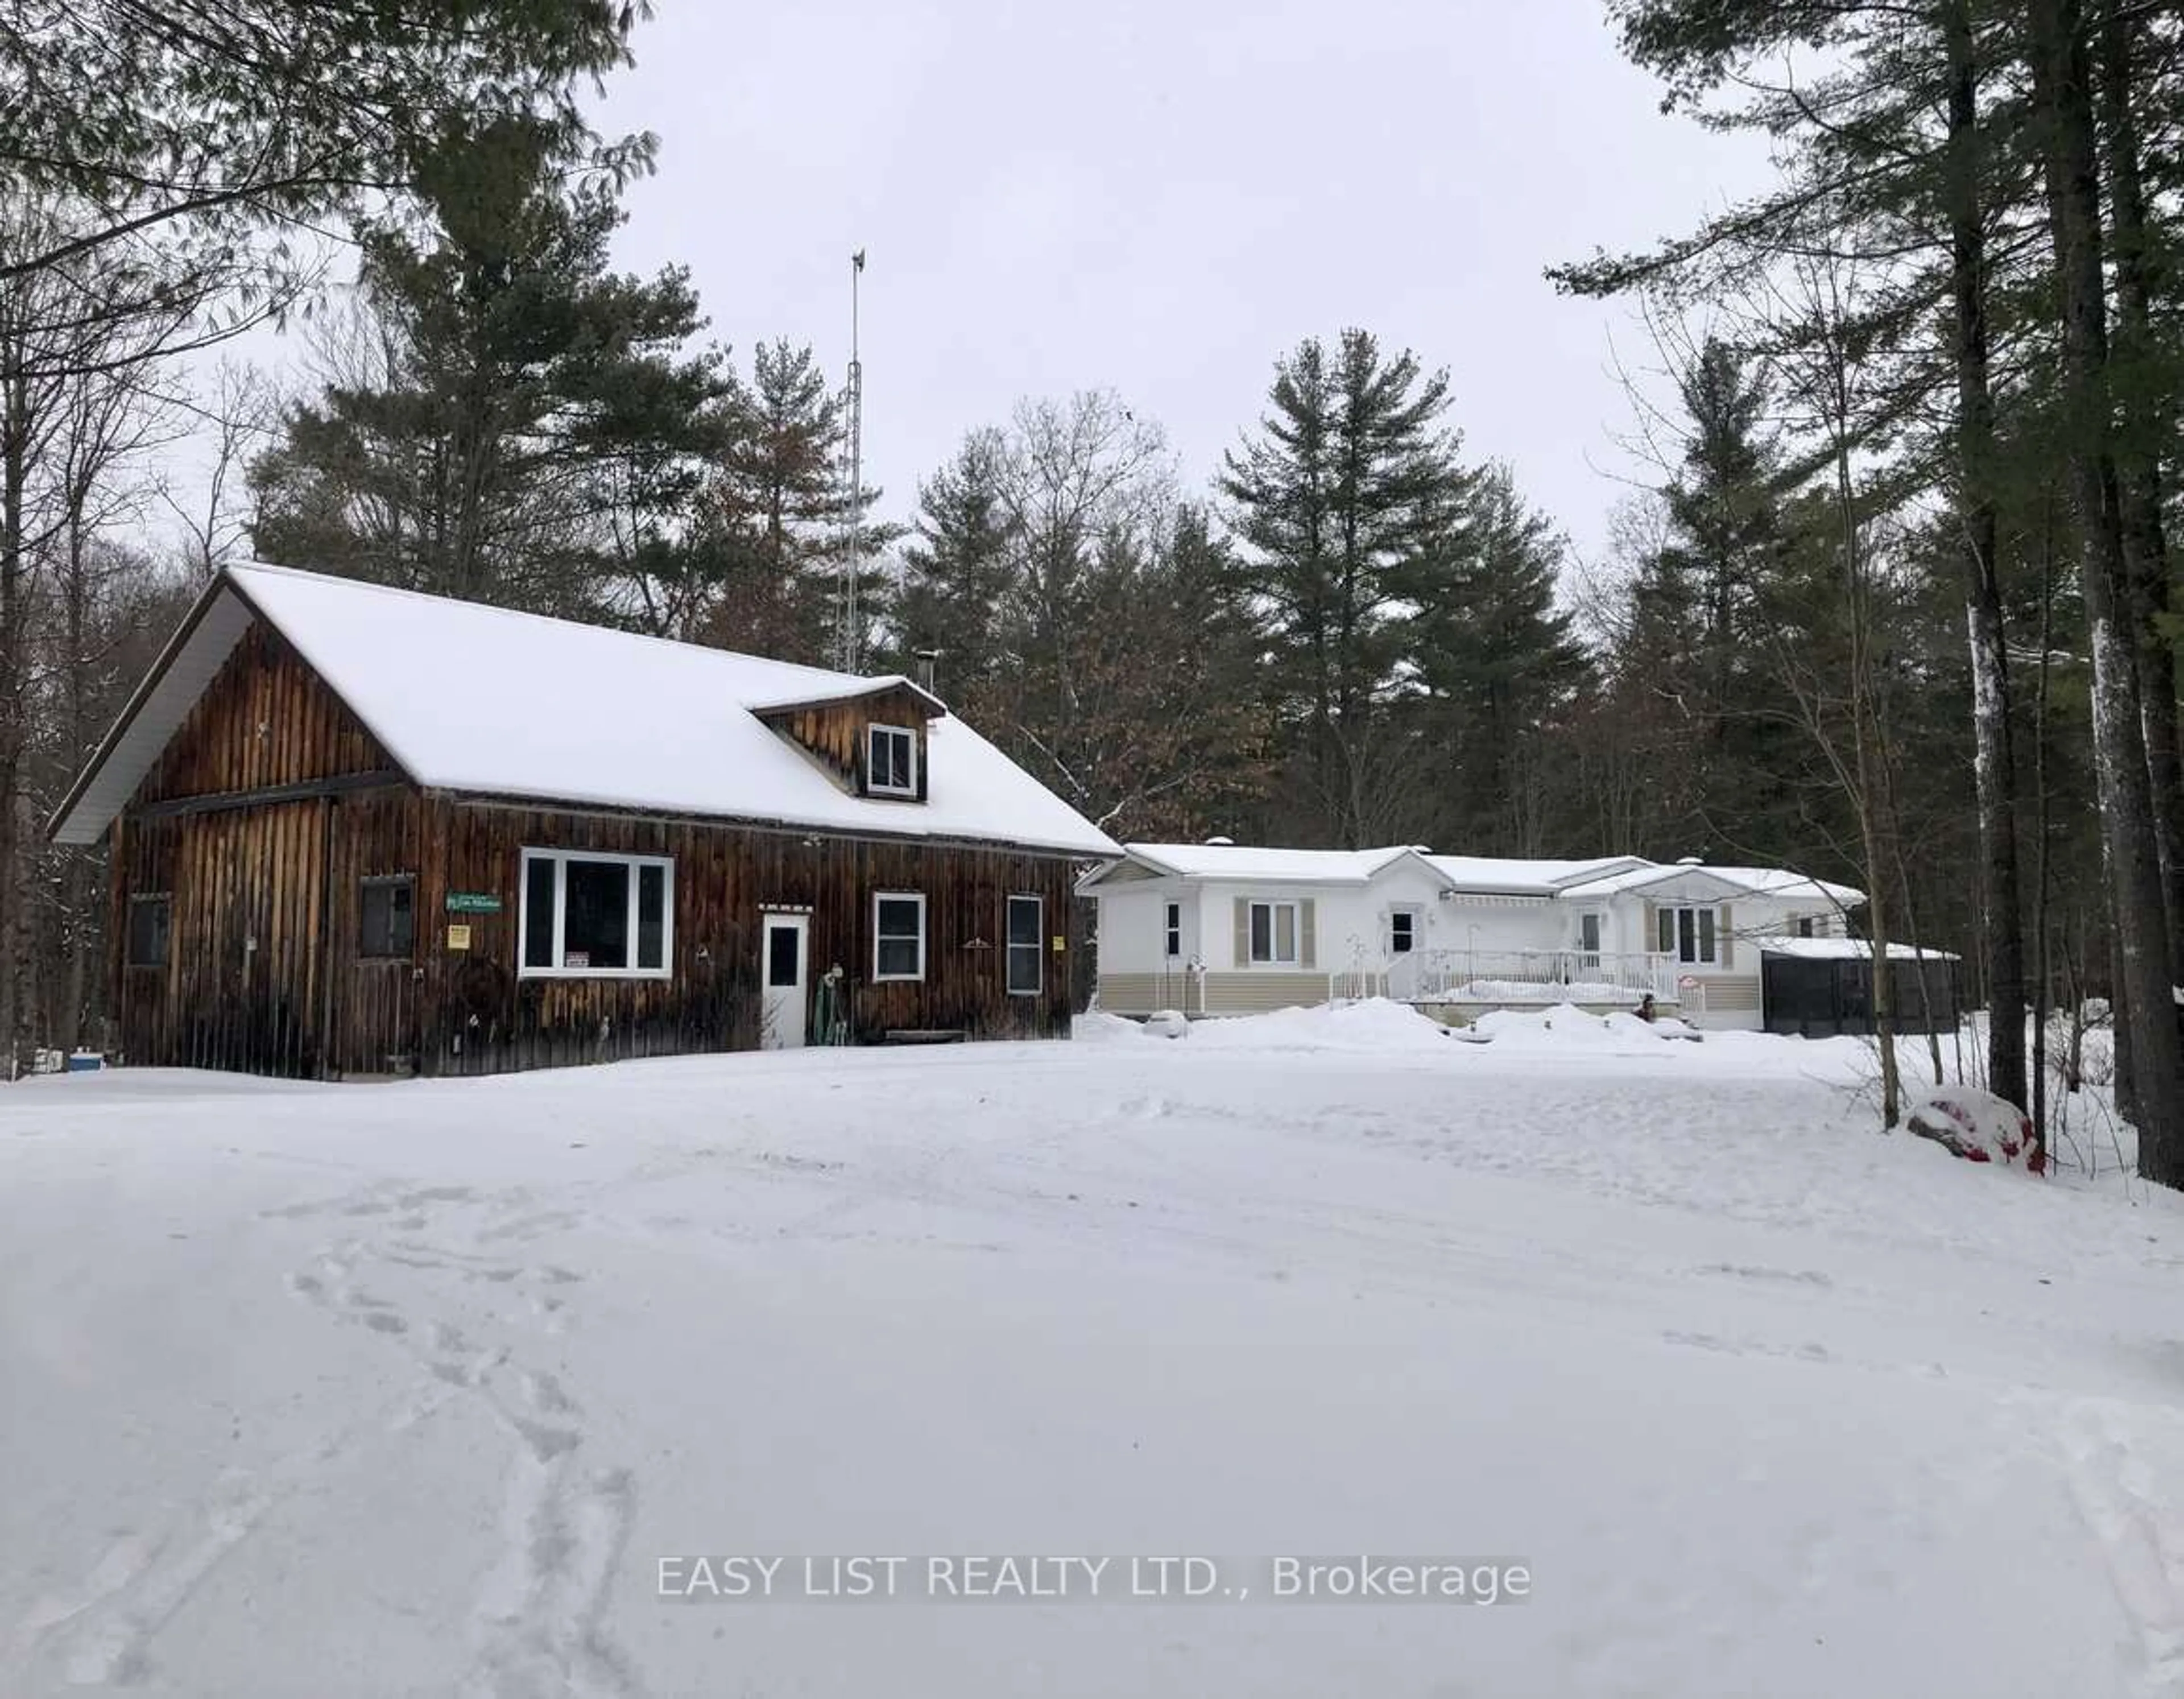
xmin=1051 ymin=935 xmax=1066 ymax=952
xmin=446 ymin=924 xmax=473 ymax=952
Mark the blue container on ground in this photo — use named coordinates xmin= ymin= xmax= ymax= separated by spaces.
xmin=65 ymin=1052 xmax=103 ymax=1073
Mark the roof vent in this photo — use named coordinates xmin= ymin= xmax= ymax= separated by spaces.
xmin=1676 ymin=855 xmax=1703 ymax=866
xmin=1204 ymin=835 xmax=1235 ymax=846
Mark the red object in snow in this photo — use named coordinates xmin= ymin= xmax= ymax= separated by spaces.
xmin=1905 ymin=1086 xmax=2041 ymax=1171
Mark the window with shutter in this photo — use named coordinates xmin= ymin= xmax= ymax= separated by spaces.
xmin=1246 ymin=900 xmax=1301 ymax=965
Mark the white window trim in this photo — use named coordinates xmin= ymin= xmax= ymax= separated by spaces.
xmin=1248 ymin=899 xmax=1300 ymax=966
xmin=873 ymin=890 xmax=927 ymax=982
xmin=866 ymin=723 xmax=919 ymax=799
xmin=1657 ymin=904 xmax=1719 ymax=966
xmin=1388 ymin=904 xmax=1421 ymax=955
xmin=518 ymin=848 xmax=675 ymax=980
xmin=1164 ymin=900 xmax=1182 ymax=959
xmin=1006 ymin=894 xmax=1044 ymax=997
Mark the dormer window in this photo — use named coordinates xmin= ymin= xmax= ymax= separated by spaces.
xmin=867 ymin=724 xmax=917 ymax=798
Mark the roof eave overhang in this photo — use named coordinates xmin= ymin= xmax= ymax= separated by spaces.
xmin=46 ymin=565 xmax=428 ymax=848
xmin=440 ymin=788 xmax=1115 ymax=862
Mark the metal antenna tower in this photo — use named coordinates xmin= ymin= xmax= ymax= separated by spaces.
xmin=841 ymin=249 xmax=866 ymax=676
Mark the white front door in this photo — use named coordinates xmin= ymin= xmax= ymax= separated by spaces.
xmin=1577 ymin=910 xmax=1604 ymax=972
xmin=760 ymin=914 xmax=809 ymax=1049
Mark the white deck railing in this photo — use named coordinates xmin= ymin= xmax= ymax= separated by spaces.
xmin=1392 ymin=949 xmax=1682 ymax=1006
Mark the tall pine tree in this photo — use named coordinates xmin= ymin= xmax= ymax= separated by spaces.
xmin=1406 ymin=466 xmax=1591 ymax=855
xmin=251 ymin=118 xmax=725 ymax=618
xmin=1221 ymin=330 xmax=1474 ymax=846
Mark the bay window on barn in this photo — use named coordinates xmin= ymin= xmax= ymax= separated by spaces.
xmin=519 ymin=849 xmax=673 ymax=978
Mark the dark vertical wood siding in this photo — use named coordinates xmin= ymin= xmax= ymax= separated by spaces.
xmin=135 ymin=621 xmax=395 ymax=803
xmin=108 ymin=613 xmax=1087 ymax=1078
xmin=764 ymin=688 xmax=932 ymax=801
xmin=113 ymin=624 xmax=413 ymax=1075
xmin=416 ymin=800 xmax=1078 ymax=1075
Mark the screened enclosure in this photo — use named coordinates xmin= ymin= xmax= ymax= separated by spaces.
xmin=1760 ymin=945 xmax=1962 ymax=1039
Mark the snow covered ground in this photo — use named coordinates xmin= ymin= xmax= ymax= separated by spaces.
xmin=3 ymin=1002 xmax=2183 ymax=1698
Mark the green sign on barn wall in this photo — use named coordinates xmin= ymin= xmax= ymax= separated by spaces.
xmin=445 ymin=892 xmax=503 ymax=915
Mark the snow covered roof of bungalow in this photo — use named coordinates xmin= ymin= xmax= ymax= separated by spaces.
xmin=1081 ymin=842 xmax=1863 ymax=907
xmin=1420 ymin=854 xmax=1651 ymax=896
xmin=1556 ymin=860 xmax=1864 ymax=907
xmin=1112 ymin=844 xmax=1429 ymax=883
xmin=48 ymin=562 xmax=1120 ymax=858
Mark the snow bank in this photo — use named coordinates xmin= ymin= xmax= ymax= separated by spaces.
xmin=1181 ymin=998 xmax=1454 ymax=1053
xmin=1470 ymin=1004 xmax=1681 ymax=1055
xmin=1074 ymin=1011 xmax=1149 ymax=1044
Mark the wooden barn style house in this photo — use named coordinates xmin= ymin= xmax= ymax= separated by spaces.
xmin=48 ymin=563 xmax=1120 ymax=1078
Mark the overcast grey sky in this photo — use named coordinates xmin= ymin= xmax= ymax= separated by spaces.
xmin=590 ymin=1 xmax=1771 ymax=570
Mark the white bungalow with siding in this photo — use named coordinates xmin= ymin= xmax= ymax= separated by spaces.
xmin=1078 ymin=841 xmax=1866 ymax=1032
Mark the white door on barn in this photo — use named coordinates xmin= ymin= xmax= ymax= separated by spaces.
xmin=760 ymin=913 xmax=809 ymax=1049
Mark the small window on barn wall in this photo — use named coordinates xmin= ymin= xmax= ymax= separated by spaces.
xmin=359 ymin=876 xmax=416 ymax=959
xmin=1006 ymin=895 xmax=1043 ymax=996
xmin=127 ymin=894 xmax=171 ymax=968
xmin=519 ymin=849 xmax=673 ymax=978
xmin=873 ymin=891 xmax=926 ymax=981
xmin=1796 ymin=915 xmax=1818 ymax=939
xmin=866 ymin=724 xmax=917 ymax=797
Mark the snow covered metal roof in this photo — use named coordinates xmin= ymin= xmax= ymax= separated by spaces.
xmin=48 ymin=563 xmax=1120 ymax=857
xmin=1556 ymin=862 xmax=1864 ymax=906
xmin=1081 ymin=843 xmax=1858 ymax=904
xmin=1111 ymin=844 xmax=1426 ymax=884
xmin=743 ymin=675 xmax=946 ymax=718
xmin=1421 ymin=854 xmax=1649 ymax=896
xmin=1756 ymin=937 xmax=1958 ymax=962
